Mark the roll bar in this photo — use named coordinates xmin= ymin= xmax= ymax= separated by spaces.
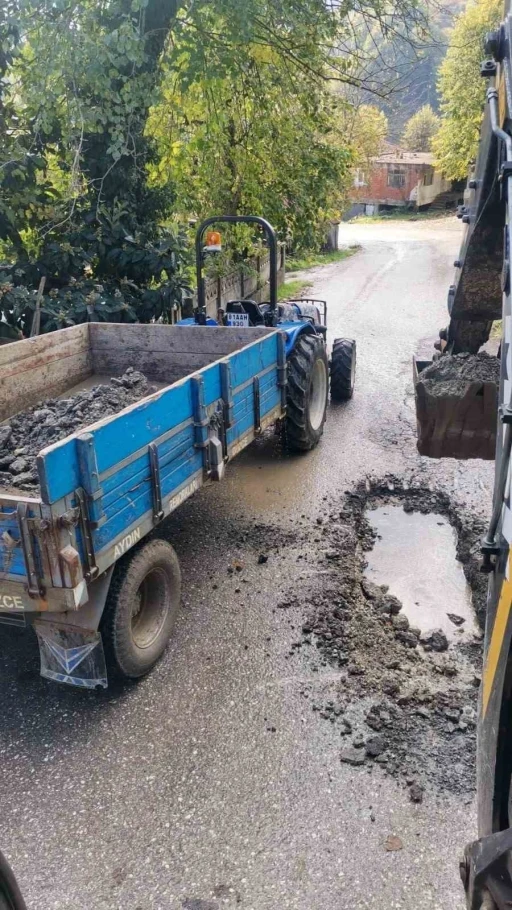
xmin=195 ymin=215 xmax=278 ymax=323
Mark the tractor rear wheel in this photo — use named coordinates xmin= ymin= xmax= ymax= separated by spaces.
xmin=285 ymin=333 xmax=328 ymax=452
xmin=330 ymin=338 xmax=356 ymax=401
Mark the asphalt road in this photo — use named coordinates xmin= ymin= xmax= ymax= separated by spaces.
xmin=0 ymin=217 xmax=493 ymax=910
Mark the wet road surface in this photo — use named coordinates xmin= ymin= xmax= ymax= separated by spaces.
xmin=0 ymin=217 xmax=493 ymax=909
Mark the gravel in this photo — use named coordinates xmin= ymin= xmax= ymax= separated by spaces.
xmin=340 ymin=746 xmax=366 ymax=766
xmin=420 ymin=628 xmax=450 ymax=652
xmin=365 ymin=734 xmax=387 ymax=757
xmin=409 ymin=782 xmax=425 ymax=803
xmin=0 ymin=369 xmax=154 ymax=493
xmin=420 ymin=352 xmax=500 ymax=398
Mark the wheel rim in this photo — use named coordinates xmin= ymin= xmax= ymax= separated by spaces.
xmin=132 ymin=567 xmax=169 ymax=649
xmin=309 ymin=356 xmax=327 ymax=431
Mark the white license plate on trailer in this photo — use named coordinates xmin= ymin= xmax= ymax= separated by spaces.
xmin=226 ymin=312 xmax=249 ymax=327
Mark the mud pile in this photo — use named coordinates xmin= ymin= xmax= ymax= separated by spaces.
xmin=290 ymin=478 xmax=485 ymax=797
xmin=420 ymin=351 xmax=500 ymax=397
xmin=0 ymin=369 xmax=154 ymax=493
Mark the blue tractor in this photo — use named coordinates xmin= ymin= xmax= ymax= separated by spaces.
xmin=179 ymin=215 xmax=356 ymax=451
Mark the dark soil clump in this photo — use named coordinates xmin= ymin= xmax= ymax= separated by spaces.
xmin=0 ymin=369 xmax=154 ymax=493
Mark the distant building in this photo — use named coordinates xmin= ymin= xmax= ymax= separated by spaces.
xmin=347 ymin=147 xmax=453 ymax=217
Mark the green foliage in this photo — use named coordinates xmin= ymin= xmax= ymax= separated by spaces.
xmin=433 ymin=0 xmax=503 ymax=180
xmin=149 ymin=8 xmax=355 ymax=252
xmin=402 ymin=104 xmax=440 ymax=151
xmin=286 ymin=247 xmax=359 ymax=270
xmin=278 ymin=279 xmax=312 ymax=301
xmin=0 ymin=0 xmax=186 ymax=335
xmin=0 ymin=0 xmax=451 ymax=335
xmin=343 ymin=104 xmax=388 ymax=170
xmin=349 ymin=4 xmax=445 ymax=141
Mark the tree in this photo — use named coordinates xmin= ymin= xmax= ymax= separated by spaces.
xmin=0 ymin=0 xmax=187 ymax=334
xmin=432 ymin=0 xmax=502 ymax=180
xmin=402 ymin=104 xmax=440 ymax=151
xmin=339 ymin=0 xmax=447 ymax=141
xmin=344 ymin=104 xmax=388 ymax=169
xmin=149 ymin=19 xmax=354 ymax=252
xmin=0 ymin=0 xmax=453 ymax=333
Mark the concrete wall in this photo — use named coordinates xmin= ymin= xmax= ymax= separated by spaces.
xmin=417 ymin=171 xmax=452 ymax=207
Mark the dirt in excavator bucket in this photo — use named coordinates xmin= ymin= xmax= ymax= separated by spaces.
xmin=414 ymin=352 xmax=499 ymax=460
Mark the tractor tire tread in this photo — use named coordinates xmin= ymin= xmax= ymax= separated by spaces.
xmin=330 ymin=337 xmax=356 ymax=401
xmin=285 ymin=333 xmax=328 ymax=451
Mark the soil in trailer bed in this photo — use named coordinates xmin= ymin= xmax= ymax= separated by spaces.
xmin=0 ymin=369 xmax=154 ymax=493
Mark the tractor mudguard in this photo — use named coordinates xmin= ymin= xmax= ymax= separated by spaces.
xmin=279 ymin=321 xmax=318 ymax=357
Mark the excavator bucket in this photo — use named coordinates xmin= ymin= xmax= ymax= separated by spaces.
xmin=413 ymin=82 xmax=504 ymax=461
xmin=414 ymin=357 xmax=497 ymax=460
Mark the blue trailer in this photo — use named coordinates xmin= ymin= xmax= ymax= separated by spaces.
xmin=0 ymin=322 xmax=288 ymax=687
xmin=0 ymin=215 xmax=356 ymax=689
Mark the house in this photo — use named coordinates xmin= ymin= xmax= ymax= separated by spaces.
xmin=347 ymin=147 xmax=453 ymax=216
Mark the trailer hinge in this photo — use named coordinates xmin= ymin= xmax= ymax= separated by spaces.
xmin=480 ymin=538 xmax=502 ymax=573
xmin=75 ymin=488 xmax=99 ymax=582
xmin=220 ymin=360 xmax=234 ymax=429
xmin=191 ymin=376 xmax=212 ymax=476
xmin=501 ymin=257 xmax=510 ymax=294
xmin=499 ymin=161 xmax=512 ymax=203
xmin=253 ymin=376 xmax=261 ymax=434
xmin=58 ymin=507 xmax=81 ymax=531
xmin=17 ymin=503 xmax=45 ymax=598
xmin=480 ymin=58 xmax=497 ymax=78
xmin=149 ymin=443 xmax=164 ymax=524
xmin=213 ymin=406 xmax=228 ymax=460
xmin=208 ymin=434 xmax=225 ymax=481
xmin=277 ymin=332 xmax=287 ymax=412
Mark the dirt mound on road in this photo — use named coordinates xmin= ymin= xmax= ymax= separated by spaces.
xmin=293 ymin=477 xmax=484 ymax=797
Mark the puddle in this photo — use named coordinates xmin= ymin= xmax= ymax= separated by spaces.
xmin=365 ymin=505 xmax=476 ymax=641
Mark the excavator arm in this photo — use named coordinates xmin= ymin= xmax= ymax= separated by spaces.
xmin=430 ymin=10 xmax=512 ymax=910
xmin=414 ymin=33 xmax=511 ymax=461
xmin=446 ymin=94 xmax=503 ymax=355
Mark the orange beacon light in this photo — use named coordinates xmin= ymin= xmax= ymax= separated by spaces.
xmin=204 ymin=230 xmax=222 ymax=252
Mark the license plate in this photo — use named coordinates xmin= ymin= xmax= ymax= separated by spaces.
xmin=226 ymin=312 xmax=249 ymax=327
xmin=0 ymin=591 xmax=25 ymax=611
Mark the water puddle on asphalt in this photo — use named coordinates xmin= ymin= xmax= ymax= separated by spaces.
xmin=365 ymin=505 xmax=476 ymax=641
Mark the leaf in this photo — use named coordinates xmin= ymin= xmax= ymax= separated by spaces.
xmin=384 ymin=835 xmax=403 ymax=852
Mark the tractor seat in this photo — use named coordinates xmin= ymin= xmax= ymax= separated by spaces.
xmin=225 ymin=300 xmax=265 ymax=326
